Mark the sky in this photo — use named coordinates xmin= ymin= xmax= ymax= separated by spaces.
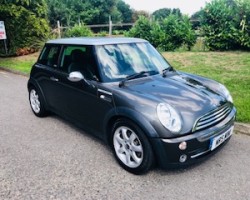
xmin=123 ymin=0 xmax=212 ymax=16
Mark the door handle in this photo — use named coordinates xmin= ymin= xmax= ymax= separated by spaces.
xmin=50 ymin=77 xmax=59 ymax=82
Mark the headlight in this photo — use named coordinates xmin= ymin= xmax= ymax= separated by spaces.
xmin=157 ymin=103 xmax=182 ymax=133
xmin=218 ymin=83 xmax=233 ymax=103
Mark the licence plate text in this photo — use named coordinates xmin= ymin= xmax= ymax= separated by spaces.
xmin=210 ymin=126 xmax=234 ymax=151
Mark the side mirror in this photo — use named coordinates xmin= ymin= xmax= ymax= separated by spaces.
xmin=68 ymin=71 xmax=84 ymax=82
xmin=68 ymin=71 xmax=91 ymax=86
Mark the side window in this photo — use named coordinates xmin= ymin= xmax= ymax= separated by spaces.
xmin=38 ymin=45 xmax=60 ymax=67
xmin=60 ymin=45 xmax=100 ymax=81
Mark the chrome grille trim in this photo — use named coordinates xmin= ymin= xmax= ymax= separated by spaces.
xmin=197 ymin=107 xmax=231 ymax=126
xmin=193 ymin=103 xmax=232 ymax=132
xmin=199 ymin=105 xmax=229 ymax=122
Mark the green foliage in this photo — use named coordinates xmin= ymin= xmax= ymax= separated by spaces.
xmin=126 ymin=15 xmax=196 ymax=51
xmin=190 ymin=10 xmax=204 ymax=30
xmin=63 ymin=24 xmax=93 ymax=37
xmin=46 ymin=0 xmax=133 ymax=27
xmin=125 ymin=16 xmax=152 ymax=41
xmin=97 ymin=31 xmax=108 ymax=37
xmin=152 ymin=8 xmax=181 ymax=21
xmin=132 ymin=10 xmax=150 ymax=22
xmin=236 ymin=0 xmax=250 ymax=48
xmin=181 ymin=16 xmax=197 ymax=50
xmin=117 ymin=0 xmax=133 ymax=23
xmin=202 ymin=0 xmax=250 ymax=50
xmin=0 ymin=1 xmax=50 ymax=55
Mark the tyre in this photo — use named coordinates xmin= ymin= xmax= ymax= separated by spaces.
xmin=111 ymin=119 xmax=154 ymax=175
xmin=29 ymin=87 xmax=48 ymax=117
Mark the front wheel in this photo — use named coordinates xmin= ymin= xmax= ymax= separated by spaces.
xmin=111 ymin=119 xmax=154 ymax=175
xmin=29 ymin=87 xmax=48 ymax=117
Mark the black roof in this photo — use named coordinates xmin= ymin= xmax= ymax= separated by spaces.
xmin=47 ymin=37 xmax=147 ymax=45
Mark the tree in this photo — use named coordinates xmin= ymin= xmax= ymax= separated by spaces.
xmin=0 ymin=0 xmax=50 ymax=55
xmin=46 ymin=0 xmax=127 ymax=27
xmin=117 ymin=0 xmax=133 ymax=23
xmin=132 ymin=10 xmax=150 ymax=22
xmin=152 ymin=8 xmax=181 ymax=21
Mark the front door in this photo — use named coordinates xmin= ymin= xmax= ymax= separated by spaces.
xmin=54 ymin=45 xmax=114 ymax=137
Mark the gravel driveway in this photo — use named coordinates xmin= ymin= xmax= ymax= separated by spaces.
xmin=0 ymin=70 xmax=250 ymax=200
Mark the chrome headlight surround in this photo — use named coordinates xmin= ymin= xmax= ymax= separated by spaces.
xmin=218 ymin=83 xmax=233 ymax=103
xmin=157 ymin=103 xmax=182 ymax=134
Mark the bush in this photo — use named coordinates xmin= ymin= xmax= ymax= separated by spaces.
xmin=63 ymin=23 xmax=93 ymax=37
xmin=98 ymin=31 xmax=108 ymax=37
xmin=0 ymin=1 xmax=50 ymax=56
xmin=125 ymin=16 xmax=153 ymax=42
xmin=126 ymin=15 xmax=196 ymax=51
xmin=202 ymin=0 xmax=250 ymax=50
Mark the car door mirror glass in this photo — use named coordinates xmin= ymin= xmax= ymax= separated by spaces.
xmin=68 ymin=71 xmax=84 ymax=82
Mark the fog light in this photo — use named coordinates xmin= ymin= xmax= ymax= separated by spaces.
xmin=179 ymin=154 xmax=187 ymax=163
xmin=179 ymin=141 xmax=187 ymax=150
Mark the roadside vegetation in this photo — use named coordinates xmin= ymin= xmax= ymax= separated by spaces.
xmin=1 ymin=0 xmax=250 ymax=55
xmin=0 ymin=51 xmax=249 ymax=123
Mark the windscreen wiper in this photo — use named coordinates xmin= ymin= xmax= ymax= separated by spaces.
xmin=162 ymin=66 xmax=175 ymax=77
xmin=119 ymin=71 xmax=150 ymax=87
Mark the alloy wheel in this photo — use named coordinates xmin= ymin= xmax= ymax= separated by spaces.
xmin=113 ymin=126 xmax=143 ymax=168
xmin=30 ymin=89 xmax=41 ymax=114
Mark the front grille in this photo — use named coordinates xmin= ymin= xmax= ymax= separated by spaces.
xmin=193 ymin=103 xmax=232 ymax=132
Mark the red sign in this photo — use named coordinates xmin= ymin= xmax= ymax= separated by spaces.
xmin=0 ymin=21 xmax=7 ymax=40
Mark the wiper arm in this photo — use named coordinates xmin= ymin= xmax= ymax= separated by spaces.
xmin=162 ymin=66 xmax=175 ymax=77
xmin=119 ymin=71 xmax=149 ymax=87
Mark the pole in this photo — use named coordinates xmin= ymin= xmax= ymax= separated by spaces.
xmin=109 ymin=16 xmax=112 ymax=36
xmin=57 ymin=20 xmax=61 ymax=38
xmin=4 ymin=39 xmax=7 ymax=55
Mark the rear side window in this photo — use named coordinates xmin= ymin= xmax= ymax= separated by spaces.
xmin=38 ymin=45 xmax=61 ymax=67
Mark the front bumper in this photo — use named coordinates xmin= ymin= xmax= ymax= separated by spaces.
xmin=150 ymin=107 xmax=236 ymax=169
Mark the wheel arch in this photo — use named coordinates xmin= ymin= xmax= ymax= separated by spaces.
xmin=104 ymin=107 xmax=159 ymax=145
xmin=27 ymin=78 xmax=48 ymax=110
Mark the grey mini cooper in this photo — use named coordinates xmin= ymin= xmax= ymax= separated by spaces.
xmin=28 ymin=37 xmax=236 ymax=174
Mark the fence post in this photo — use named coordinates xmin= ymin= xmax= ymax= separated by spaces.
xmin=109 ymin=16 xmax=112 ymax=36
xmin=4 ymin=39 xmax=7 ymax=54
xmin=57 ymin=20 xmax=61 ymax=38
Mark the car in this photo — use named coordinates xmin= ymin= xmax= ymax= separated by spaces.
xmin=28 ymin=37 xmax=236 ymax=174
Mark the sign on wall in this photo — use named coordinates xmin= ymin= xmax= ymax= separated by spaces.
xmin=0 ymin=21 xmax=7 ymax=40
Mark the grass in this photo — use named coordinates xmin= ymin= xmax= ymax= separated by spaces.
xmin=0 ymin=51 xmax=249 ymax=122
xmin=0 ymin=52 xmax=39 ymax=74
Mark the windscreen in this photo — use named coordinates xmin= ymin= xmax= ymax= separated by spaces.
xmin=95 ymin=42 xmax=171 ymax=82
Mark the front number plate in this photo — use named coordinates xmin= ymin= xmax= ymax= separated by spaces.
xmin=210 ymin=126 xmax=234 ymax=151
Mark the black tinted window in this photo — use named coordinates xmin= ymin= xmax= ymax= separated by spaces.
xmin=38 ymin=45 xmax=61 ymax=67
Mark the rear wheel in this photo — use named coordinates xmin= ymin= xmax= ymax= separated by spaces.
xmin=29 ymin=87 xmax=48 ymax=117
xmin=111 ymin=119 xmax=154 ymax=174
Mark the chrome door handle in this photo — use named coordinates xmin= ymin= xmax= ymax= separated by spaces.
xmin=50 ymin=77 xmax=59 ymax=82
